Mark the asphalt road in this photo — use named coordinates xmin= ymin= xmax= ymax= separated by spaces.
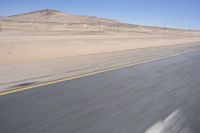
xmin=1 ymin=51 xmax=200 ymax=133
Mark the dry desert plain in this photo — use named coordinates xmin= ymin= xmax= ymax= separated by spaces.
xmin=0 ymin=9 xmax=200 ymax=91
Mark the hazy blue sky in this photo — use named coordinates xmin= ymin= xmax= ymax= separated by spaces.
xmin=0 ymin=0 xmax=200 ymax=29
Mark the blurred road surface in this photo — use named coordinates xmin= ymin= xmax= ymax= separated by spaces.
xmin=1 ymin=51 xmax=200 ymax=133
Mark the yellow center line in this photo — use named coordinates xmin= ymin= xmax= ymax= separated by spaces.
xmin=0 ymin=49 xmax=199 ymax=96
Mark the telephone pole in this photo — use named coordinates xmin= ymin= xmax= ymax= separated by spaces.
xmin=188 ymin=25 xmax=191 ymax=37
xmin=0 ymin=23 xmax=2 ymax=32
xmin=163 ymin=24 xmax=166 ymax=36
xmin=98 ymin=20 xmax=101 ymax=32
xmin=117 ymin=23 xmax=120 ymax=34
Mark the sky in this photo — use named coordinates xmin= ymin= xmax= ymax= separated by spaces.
xmin=0 ymin=0 xmax=200 ymax=29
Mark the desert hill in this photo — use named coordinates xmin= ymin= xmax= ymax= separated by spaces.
xmin=1 ymin=9 xmax=199 ymax=34
xmin=0 ymin=9 xmax=126 ymax=32
xmin=0 ymin=9 xmax=179 ymax=33
xmin=6 ymin=9 xmax=119 ymax=24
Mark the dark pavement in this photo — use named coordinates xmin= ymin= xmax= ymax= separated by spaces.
xmin=1 ymin=51 xmax=200 ymax=133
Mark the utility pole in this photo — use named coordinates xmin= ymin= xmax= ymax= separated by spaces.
xmin=0 ymin=23 xmax=2 ymax=32
xmin=98 ymin=20 xmax=101 ymax=32
xmin=163 ymin=24 xmax=166 ymax=36
xmin=188 ymin=25 xmax=191 ymax=37
xmin=117 ymin=23 xmax=120 ymax=34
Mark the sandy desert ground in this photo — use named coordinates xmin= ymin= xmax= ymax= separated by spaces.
xmin=0 ymin=9 xmax=200 ymax=91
